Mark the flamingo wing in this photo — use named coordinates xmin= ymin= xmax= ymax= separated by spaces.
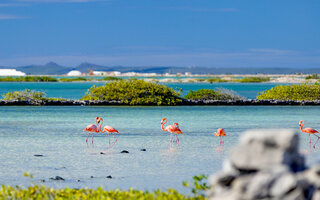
xmin=103 ymin=126 xmax=119 ymax=133
xmin=218 ymin=128 xmax=226 ymax=136
xmin=84 ymin=124 xmax=98 ymax=132
xmin=304 ymin=127 xmax=319 ymax=134
xmin=165 ymin=125 xmax=176 ymax=133
xmin=173 ymin=127 xmax=183 ymax=134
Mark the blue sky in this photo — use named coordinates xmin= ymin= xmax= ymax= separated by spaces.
xmin=0 ymin=0 xmax=319 ymax=68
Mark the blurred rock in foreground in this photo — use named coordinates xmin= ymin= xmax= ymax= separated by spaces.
xmin=208 ymin=129 xmax=320 ymax=200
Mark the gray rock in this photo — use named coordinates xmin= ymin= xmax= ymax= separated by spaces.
xmin=269 ymin=172 xmax=297 ymax=197
xmin=301 ymin=164 xmax=320 ymax=188
xmin=230 ymin=129 xmax=304 ymax=172
xmin=312 ymin=190 xmax=320 ymax=200
xmin=50 ymin=176 xmax=65 ymax=181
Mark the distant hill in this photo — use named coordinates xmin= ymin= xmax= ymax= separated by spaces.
xmin=1 ymin=62 xmax=320 ymax=75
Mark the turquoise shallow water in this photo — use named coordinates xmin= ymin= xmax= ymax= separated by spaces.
xmin=0 ymin=106 xmax=319 ymax=192
xmin=0 ymin=82 xmax=289 ymax=99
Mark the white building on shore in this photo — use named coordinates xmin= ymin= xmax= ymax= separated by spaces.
xmin=0 ymin=69 xmax=26 ymax=76
xmin=67 ymin=70 xmax=82 ymax=76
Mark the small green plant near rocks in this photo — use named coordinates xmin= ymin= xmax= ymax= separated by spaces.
xmin=183 ymin=174 xmax=209 ymax=198
xmin=305 ymin=74 xmax=320 ymax=80
xmin=257 ymin=84 xmax=320 ymax=101
xmin=185 ymin=88 xmax=244 ymax=100
xmin=81 ymin=79 xmax=182 ymax=105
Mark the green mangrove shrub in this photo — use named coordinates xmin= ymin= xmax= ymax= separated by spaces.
xmin=81 ymin=79 xmax=181 ymax=105
xmin=206 ymin=78 xmax=227 ymax=83
xmin=2 ymin=90 xmax=46 ymax=101
xmin=235 ymin=77 xmax=270 ymax=83
xmin=185 ymin=88 xmax=244 ymax=100
xmin=257 ymin=84 xmax=320 ymax=101
xmin=2 ymin=90 xmax=66 ymax=101
xmin=103 ymin=77 xmax=122 ymax=81
xmin=0 ymin=76 xmax=58 ymax=82
xmin=305 ymin=74 xmax=320 ymax=80
xmin=58 ymin=77 xmax=88 ymax=82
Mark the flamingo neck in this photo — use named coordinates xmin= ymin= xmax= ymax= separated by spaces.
xmin=95 ymin=118 xmax=100 ymax=133
xmin=99 ymin=119 xmax=105 ymax=133
xmin=174 ymin=123 xmax=179 ymax=128
xmin=161 ymin=119 xmax=167 ymax=131
xmin=300 ymin=121 xmax=305 ymax=132
xmin=214 ymin=132 xmax=219 ymax=137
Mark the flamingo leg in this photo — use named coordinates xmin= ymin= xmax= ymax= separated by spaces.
xmin=170 ymin=133 xmax=172 ymax=148
xmin=309 ymin=135 xmax=311 ymax=149
xmin=219 ymin=136 xmax=221 ymax=145
xmin=313 ymin=135 xmax=320 ymax=149
xmin=110 ymin=134 xmax=118 ymax=148
xmin=91 ymin=134 xmax=94 ymax=147
xmin=108 ymin=133 xmax=111 ymax=148
xmin=86 ymin=133 xmax=90 ymax=146
xmin=175 ymin=135 xmax=179 ymax=145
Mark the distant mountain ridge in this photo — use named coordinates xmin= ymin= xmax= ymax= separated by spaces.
xmin=0 ymin=62 xmax=320 ymax=75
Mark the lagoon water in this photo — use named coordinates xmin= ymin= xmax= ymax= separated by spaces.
xmin=0 ymin=82 xmax=290 ymax=99
xmin=0 ymin=105 xmax=319 ymax=193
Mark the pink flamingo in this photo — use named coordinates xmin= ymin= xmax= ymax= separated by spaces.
xmin=299 ymin=120 xmax=320 ymax=149
xmin=161 ymin=118 xmax=183 ymax=147
xmin=83 ymin=117 xmax=101 ymax=146
xmin=214 ymin=128 xmax=226 ymax=145
xmin=98 ymin=117 xmax=119 ymax=149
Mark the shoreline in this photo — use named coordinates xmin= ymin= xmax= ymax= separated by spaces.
xmin=2 ymin=99 xmax=320 ymax=106
xmin=0 ymin=74 xmax=317 ymax=83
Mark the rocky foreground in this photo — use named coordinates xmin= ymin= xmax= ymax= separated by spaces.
xmin=208 ymin=129 xmax=320 ymax=200
xmin=2 ymin=99 xmax=320 ymax=106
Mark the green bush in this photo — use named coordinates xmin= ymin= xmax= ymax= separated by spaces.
xmin=59 ymin=77 xmax=88 ymax=82
xmin=257 ymin=84 xmax=320 ymax=100
xmin=0 ymin=76 xmax=58 ymax=82
xmin=185 ymin=88 xmax=244 ymax=100
xmin=206 ymin=78 xmax=227 ymax=83
xmin=81 ymin=79 xmax=181 ymax=105
xmin=2 ymin=90 xmax=66 ymax=101
xmin=305 ymin=74 xmax=320 ymax=80
xmin=2 ymin=90 xmax=46 ymax=101
xmin=235 ymin=77 xmax=270 ymax=83
xmin=103 ymin=77 xmax=122 ymax=81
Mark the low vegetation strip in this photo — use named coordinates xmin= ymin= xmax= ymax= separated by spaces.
xmin=3 ymin=83 xmax=320 ymax=106
xmin=257 ymin=84 xmax=320 ymax=101
xmin=0 ymin=185 xmax=206 ymax=200
xmin=0 ymin=76 xmax=58 ymax=82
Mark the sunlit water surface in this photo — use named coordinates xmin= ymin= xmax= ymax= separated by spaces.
xmin=0 ymin=106 xmax=319 ymax=193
